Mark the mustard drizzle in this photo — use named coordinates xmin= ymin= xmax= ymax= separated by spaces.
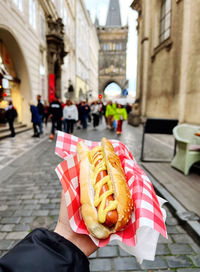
xmin=90 ymin=146 xmax=118 ymax=223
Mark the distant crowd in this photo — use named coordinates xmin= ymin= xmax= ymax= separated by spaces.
xmin=29 ymin=95 xmax=132 ymax=139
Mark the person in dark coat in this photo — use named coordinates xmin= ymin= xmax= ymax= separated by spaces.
xmin=30 ymin=101 xmax=40 ymax=137
xmin=43 ymin=101 xmax=50 ymax=127
xmin=0 ymin=191 xmax=97 ymax=271
xmin=49 ymin=95 xmax=63 ymax=140
xmin=37 ymin=94 xmax=44 ymax=134
xmin=5 ymin=100 xmax=18 ymax=137
xmin=79 ymin=101 xmax=90 ymax=129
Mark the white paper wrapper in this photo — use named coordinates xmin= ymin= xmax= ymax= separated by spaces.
xmin=116 ymin=196 xmax=167 ymax=263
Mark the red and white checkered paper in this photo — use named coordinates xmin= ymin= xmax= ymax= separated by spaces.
xmin=55 ymin=131 xmax=167 ymax=249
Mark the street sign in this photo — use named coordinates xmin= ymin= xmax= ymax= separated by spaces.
xmin=98 ymin=94 xmax=102 ymax=99
xmin=122 ymin=89 xmax=128 ymax=96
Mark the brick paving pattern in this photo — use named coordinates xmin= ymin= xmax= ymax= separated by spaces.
xmin=0 ymin=122 xmax=199 ymax=271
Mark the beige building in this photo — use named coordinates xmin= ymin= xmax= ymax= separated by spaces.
xmin=89 ymin=21 xmax=100 ymax=101
xmin=0 ymin=0 xmax=99 ymax=126
xmin=75 ymin=0 xmax=99 ymax=101
xmin=131 ymin=0 xmax=200 ymax=125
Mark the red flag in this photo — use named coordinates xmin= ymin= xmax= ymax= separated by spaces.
xmin=49 ymin=74 xmax=55 ymax=103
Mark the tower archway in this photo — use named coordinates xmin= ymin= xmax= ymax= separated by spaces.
xmin=96 ymin=0 xmax=128 ymax=97
xmin=103 ymin=81 xmax=122 ymax=99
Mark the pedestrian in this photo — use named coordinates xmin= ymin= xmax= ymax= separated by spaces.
xmin=63 ymin=100 xmax=78 ymax=134
xmin=99 ymin=101 xmax=105 ymax=124
xmin=0 ymin=191 xmax=97 ymax=271
xmin=43 ymin=101 xmax=50 ymax=127
xmin=76 ymin=102 xmax=82 ymax=129
xmin=36 ymin=95 xmax=44 ymax=134
xmin=5 ymin=100 xmax=18 ymax=137
xmin=114 ymin=103 xmax=127 ymax=135
xmin=79 ymin=101 xmax=90 ymax=129
xmin=30 ymin=100 xmax=40 ymax=137
xmin=126 ymin=103 xmax=132 ymax=114
xmin=105 ymin=100 xmax=116 ymax=129
xmin=91 ymin=101 xmax=100 ymax=129
xmin=49 ymin=95 xmax=63 ymax=140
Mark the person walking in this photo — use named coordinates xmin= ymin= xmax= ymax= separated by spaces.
xmin=79 ymin=101 xmax=90 ymax=129
xmin=5 ymin=100 xmax=18 ymax=137
xmin=91 ymin=101 xmax=100 ymax=129
xmin=43 ymin=101 xmax=50 ymax=127
xmin=36 ymin=95 xmax=44 ymax=134
xmin=105 ymin=101 xmax=116 ymax=129
xmin=63 ymin=100 xmax=78 ymax=134
xmin=99 ymin=101 xmax=105 ymax=124
xmin=30 ymin=101 xmax=40 ymax=137
xmin=49 ymin=95 xmax=63 ymax=140
xmin=114 ymin=103 xmax=127 ymax=135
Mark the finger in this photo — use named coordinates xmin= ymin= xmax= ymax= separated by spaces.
xmin=58 ymin=190 xmax=69 ymax=226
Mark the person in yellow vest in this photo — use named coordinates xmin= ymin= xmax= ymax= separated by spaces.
xmin=105 ymin=101 xmax=116 ymax=129
xmin=114 ymin=103 xmax=127 ymax=135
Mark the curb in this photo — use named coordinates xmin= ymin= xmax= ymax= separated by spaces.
xmin=141 ymin=164 xmax=200 ymax=247
xmin=0 ymin=127 xmax=32 ymax=140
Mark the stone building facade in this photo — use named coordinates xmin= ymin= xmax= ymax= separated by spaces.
xmin=76 ymin=0 xmax=99 ymax=101
xmin=96 ymin=0 xmax=128 ymax=95
xmin=0 ymin=0 xmax=99 ymax=125
xmin=131 ymin=0 xmax=200 ymax=125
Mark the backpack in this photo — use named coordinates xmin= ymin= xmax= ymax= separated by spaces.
xmin=13 ymin=107 xmax=18 ymax=119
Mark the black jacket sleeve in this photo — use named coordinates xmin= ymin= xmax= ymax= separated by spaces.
xmin=0 ymin=228 xmax=89 ymax=272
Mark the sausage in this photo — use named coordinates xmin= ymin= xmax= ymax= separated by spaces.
xmin=95 ymin=159 xmax=118 ymax=227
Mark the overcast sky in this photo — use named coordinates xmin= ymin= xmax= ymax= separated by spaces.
xmin=84 ymin=0 xmax=138 ymax=97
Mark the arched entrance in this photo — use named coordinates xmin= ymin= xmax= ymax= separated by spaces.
xmin=0 ymin=27 xmax=31 ymax=125
xmin=103 ymin=81 xmax=122 ymax=100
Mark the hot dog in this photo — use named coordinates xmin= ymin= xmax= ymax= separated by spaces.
xmin=77 ymin=137 xmax=133 ymax=239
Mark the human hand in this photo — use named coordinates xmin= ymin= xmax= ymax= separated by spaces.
xmin=54 ymin=191 xmax=98 ymax=256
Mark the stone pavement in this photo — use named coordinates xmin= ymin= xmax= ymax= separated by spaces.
xmin=0 ymin=121 xmax=200 ymax=271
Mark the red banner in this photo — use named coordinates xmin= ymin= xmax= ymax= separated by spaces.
xmin=49 ymin=74 xmax=55 ymax=103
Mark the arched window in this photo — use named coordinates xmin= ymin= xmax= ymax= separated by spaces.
xmin=160 ymin=0 xmax=171 ymax=43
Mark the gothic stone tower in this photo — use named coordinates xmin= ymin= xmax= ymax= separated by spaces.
xmin=96 ymin=0 xmax=128 ymax=95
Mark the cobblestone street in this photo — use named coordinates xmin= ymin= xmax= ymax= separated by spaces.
xmin=0 ymin=122 xmax=200 ymax=272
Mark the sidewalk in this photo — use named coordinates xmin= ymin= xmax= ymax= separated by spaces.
xmin=137 ymin=130 xmax=200 ymax=245
xmin=0 ymin=122 xmax=200 ymax=271
xmin=0 ymin=123 xmax=32 ymax=140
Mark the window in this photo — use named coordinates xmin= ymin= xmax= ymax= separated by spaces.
xmin=116 ymin=43 xmax=122 ymax=50
xmin=160 ymin=0 xmax=171 ymax=43
xmin=103 ymin=44 xmax=109 ymax=51
xmin=40 ymin=12 xmax=45 ymax=40
xmin=29 ymin=0 xmax=36 ymax=29
xmin=13 ymin=0 xmax=23 ymax=12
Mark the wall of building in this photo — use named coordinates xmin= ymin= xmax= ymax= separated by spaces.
xmin=183 ymin=0 xmax=200 ymax=124
xmin=147 ymin=0 xmax=183 ymax=119
xmin=60 ymin=0 xmax=76 ymax=102
xmin=0 ymin=0 xmax=99 ymax=126
xmin=89 ymin=23 xmax=100 ymax=100
xmin=132 ymin=0 xmax=200 ymax=125
xmin=0 ymin=0 xmax=46 ymax=125
xmin=75 ymin=0 xmax=99 ymax=101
